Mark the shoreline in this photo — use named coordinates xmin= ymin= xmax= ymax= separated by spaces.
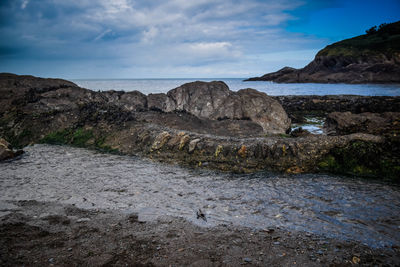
xmin=0 ymin=73 xmax=399 ymax=181
xmin=1 ymin=199 xmax=399 ymax=266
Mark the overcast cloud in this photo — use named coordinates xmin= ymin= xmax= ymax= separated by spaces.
xmin=0 ymin=0 xmax=399 ymax=78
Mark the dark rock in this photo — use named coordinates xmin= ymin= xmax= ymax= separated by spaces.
xmin=243 ymin=257 xmax=252 ymax=263
xmin=290 ymin=127 xmax=311 ymax=137
xmin=104 ymin=90 xmax=147 ymax=111
xmin=274 ymin=95 xmax=400 ymax=124
xmin=324 ymin=112 xmax=400 ymax=135
xmin=147 ymin=93 xmax=168 ymax=111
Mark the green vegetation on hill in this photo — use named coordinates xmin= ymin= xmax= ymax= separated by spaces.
xmin=317 ymin=21 xmax=400 ymax=58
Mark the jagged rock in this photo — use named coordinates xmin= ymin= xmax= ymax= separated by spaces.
xmin=325 ymin=112 xmax=400 ymax=135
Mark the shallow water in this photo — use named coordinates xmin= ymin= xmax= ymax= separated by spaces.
xmin=72 ymin=78 xmax=400 ymax=96
xmin=1 ymin=144 xmax=400 ymax=248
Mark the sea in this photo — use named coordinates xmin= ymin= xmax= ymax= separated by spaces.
xmin=72 ymin=78 xmax=400 ymax=96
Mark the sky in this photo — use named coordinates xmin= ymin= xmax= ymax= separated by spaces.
xmin=0 ymin=0 xmax=399 ymax=79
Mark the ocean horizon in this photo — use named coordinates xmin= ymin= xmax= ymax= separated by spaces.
xmin=72 ymin=78 xmax=400 ymax=96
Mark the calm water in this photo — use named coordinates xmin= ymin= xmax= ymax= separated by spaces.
xmin=1 ymin=144 xmax=399 ymax=248
xmin=72 ymin=78 xmax=400 ymax=96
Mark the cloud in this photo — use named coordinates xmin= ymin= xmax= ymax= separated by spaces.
xmin=94 ymin=29 xmax=112 ymax=41
xmin=21 ymin=0 xmax=29 ymax=9
xmin=0 ymin=0 xmax=330 ymax=78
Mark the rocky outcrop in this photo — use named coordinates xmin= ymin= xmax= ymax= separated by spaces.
xmin=0 ymin=138 xmax=23 ymax=161
xmin=274 ymin=95 xmax=400 ymax=123
xmin=215 ymin=88 xmax=291 ymax=134
xmin=155 ymin=81 xmax=291 ymax=134
xmin=1 ymin=73 xmax=399 ymax=181
xmin=324 ymin=112 xmax=400 ymax=136
xmin=246 ymin=21 xmax=400 ymax=83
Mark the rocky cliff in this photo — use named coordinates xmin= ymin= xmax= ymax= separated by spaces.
xmin=246 ymin=21 xmax=400 ymax=83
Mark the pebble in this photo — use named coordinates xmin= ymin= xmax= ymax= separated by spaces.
xmin=243 ymin=257 xmax=252 ymax=263
xmin=67 ymin=248 xmax=72 ymax=251
xmin=76 ymin=218 xmax=91 ymax=223
xmin=273 ymin=241 xmax=280 ymax=245
xmin=317 ymin=250 xmax=324 ymax=255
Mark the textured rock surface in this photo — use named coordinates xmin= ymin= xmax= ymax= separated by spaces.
xmin=274 ymin=95 xmax=400 ymax=123
xmin=162 ymin=82 xmax=291 ymax=134
xmin=0 ymin=138 xmax=23 ymax=161
xmin=325 ymin=112 xmax=400 ymax=136
xmin=1 ymin=73 xmax=399 ymax=180
xmin=215 ymin=88 xmax=291 ymax=134
xmin=165 ymin=81 xmax=231 ymax=118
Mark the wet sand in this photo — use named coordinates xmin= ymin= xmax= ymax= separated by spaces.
xmin=1 ymin=200 xmax=399 ymax=266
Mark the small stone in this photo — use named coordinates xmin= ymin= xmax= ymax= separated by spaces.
xmin=352 ymin=256 xmax=360 ymax=264
xmin=316 ymin=250 xmax=323 ymax=255
xmin=263 ymin=228 xmax=274 ymax=233
xmin=243 ymin=257 xmax=252 ymax=263
xmin=188 ymin=139 xmax=201 ymax=153
xmin=67 ymin=248 xmax=72 ymax=251
xmin=48 ymin=258 xmax=54 ymax=263
xmin=273 ymin=241 xmax=280 ymax=245
xmin=76 ymin=218 xmax=90 ymax=223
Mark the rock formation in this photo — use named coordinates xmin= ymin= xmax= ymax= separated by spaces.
xmin=158 ymin=81 xmax=291 ymax=134
xmin=1 ymin=73 xmax=399 ymax=181
xmin=324 ymin=112 xmax=400 ymax=136
xmin=246 ymin=21 xmax=400 ymax=83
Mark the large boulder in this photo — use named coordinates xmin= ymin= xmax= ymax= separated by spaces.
xmin=213 ymin=88 xmax=291 ymax=134
xmin=165 ymin=81 xmax=231 ymax=117
xmin=154 ymin=81 xmax=291 ymax=134
xmin=324 ymin=111 xmax=400 ymax=135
